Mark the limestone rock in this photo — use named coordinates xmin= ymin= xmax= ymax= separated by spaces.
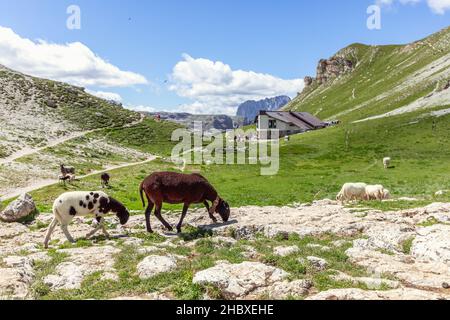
xmin=0 ymin=256 xmax=34 ymax=299
xmin=193 ymin=261 xmax=288 ymax=299
xmin=137 ymin=255 xmax=178 ymax=279
xmin=331 ymin=271 xmax=400 ymax=289
xmin=347 ymin=246 xmax=450 ymax=289
xmin=307 ymin=288 xmax=447 ymax=300
xmin=44 ymin=262 xmax=83 ymax=290
xmin=0 ymin=193 xmax=36 ymax=222
xmin=44 ymin=246 xmax=120 ymax=291
xmin=411 ymin=225 xmax=450 ymax=265
xmin=273 ymin=245 xmax=299 ymax=257
xmin=266 ymin=280 xmax=313 ymax=299
xmin=307 ymin=256 xmax=328 ymax=271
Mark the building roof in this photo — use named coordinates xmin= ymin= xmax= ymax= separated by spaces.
xmin=259 ymin=111 xmax=326 ymax=130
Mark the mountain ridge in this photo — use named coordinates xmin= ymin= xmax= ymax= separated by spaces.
xmin=284 ymin=26 xmax=450 ymax=123
xmin=237 ymin=95 xmax=291 ymax=125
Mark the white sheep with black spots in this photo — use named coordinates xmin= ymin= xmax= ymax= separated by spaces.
xmin=44 ymin=191 xmax=130 ymax=248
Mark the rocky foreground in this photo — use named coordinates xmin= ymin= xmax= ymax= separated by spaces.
xmin=1 ymin=200 xmax=450 ymax=300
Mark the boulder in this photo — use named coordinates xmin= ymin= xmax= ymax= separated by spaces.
xmin=273 ymin=245 xmax=299 ymax=257
xmin=137 ymin=255 xmax=178 ymax=279
xmin=46 ymin=99 xmax=57 ymax=108
xmin=0 ymin=194 xmax=36 ymax=223
xmin=192 ymin=261 xmax=288 ymax=299
xmin=307 ymin=256 xmax=328 ymax=271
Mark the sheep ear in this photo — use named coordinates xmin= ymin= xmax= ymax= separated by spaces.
xmin=209 ymin=197 xmax=220 ymax=214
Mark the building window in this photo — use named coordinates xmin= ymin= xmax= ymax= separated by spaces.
xmin=268 ymin=120 xmax=277 ymax=129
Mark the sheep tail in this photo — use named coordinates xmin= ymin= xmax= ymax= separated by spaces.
xmin=140 ymin=183 xmax=146 ymax=208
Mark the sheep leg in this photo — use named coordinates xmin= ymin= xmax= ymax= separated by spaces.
xmin=176 ymin=203 xmax=190 ymax=233
xmin=61 ymin=224 xmax=75 ymax=244
xmin=44 ymin=218 xmax=58 ymax=249
xmin=204 ymin=201 xmax=217 ymax=223
xmin=154 ymin=203 xmax=173 ymax=231
xmin=101 ymin=224 xmax=110 ymax=238
xmin=145 ymin=201 xmax=155 ymax=233
xmin=86 ymin=217 xmax=104 ymax=239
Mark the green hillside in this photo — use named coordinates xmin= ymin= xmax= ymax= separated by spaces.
xmin=286 ymin=26 xmax=450 ymax=123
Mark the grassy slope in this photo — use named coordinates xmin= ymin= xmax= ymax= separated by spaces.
xmin=14 ymin=118 xmax=182 ymax=177
xmin=91 ymin=118 xmax=183 ymax=156
xmin=30 ymin=106 xmax=450 ymax=212
xmin=286 ymin=26 xmax=450 ymax=123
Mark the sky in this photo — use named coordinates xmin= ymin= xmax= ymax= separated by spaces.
xmin=0 ymin=0 xmax=449 ymax=115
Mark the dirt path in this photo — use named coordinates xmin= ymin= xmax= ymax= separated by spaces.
xmin=0 ymin=155 xmax=157 ymax=201
xmin=0 ymin=114 xmax=146 ymax=166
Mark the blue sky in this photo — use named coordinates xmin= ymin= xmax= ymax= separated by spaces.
xmin=0 ymin=0 xmax=448 ymax=114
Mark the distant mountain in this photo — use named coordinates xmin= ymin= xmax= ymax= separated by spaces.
xmin=236 ymin=96 xmax=291 ymax=125
xmin=144 ymin=112 xmax=244 ymax=132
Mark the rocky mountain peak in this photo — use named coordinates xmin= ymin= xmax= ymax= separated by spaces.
xmin=236 ymin=96 xmax=291 ymax=125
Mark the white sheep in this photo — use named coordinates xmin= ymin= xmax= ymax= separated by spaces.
xmin=383 ymin=157 xmax=391 ymax=169
xmin=336 ymin=183 xmax=368 ymax=202
xmin=44 ymin=191 xmax=129 ymax=248
xmin=365 ymin=185 xmax=391 ymax=200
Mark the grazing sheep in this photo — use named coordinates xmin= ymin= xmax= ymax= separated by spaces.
xmin=365 ymin=185 xmax=385 ymax=200
xmin=101 ymin=173 xmax=111 ymax=188
xmin=383 ymin=157 xmax=391 ymax=169
xmin=60 ymin=164 xmax=75 ymax=176
xmin=365 ymin=185 xmax=391 ymax=200
xmin=58 ymin=174 xmax=75 ymax=185
xmin=44 ymin=191 xmax=130 ymax=248
xmin=336 ymin=183 xmax=368 ymax=202
xmin=139 ymin=172 xmax=230 ymax=233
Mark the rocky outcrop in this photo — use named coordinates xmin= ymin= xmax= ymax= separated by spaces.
xmin=236 ymin=96 xmax=291 ymax=125
xmin=0 ymin=256 xmax=35 ymax=299
xmin=316 ymin=57 xmax=354 ymax=84
xmin=44 ymin=246 xmax=120 ymax=291
xmin=273 ymin=245 xmax=299 ymax=257
xmin=307 ymin=288 xmax=447 ymax=300
xmin=192 ymin=260 xmax=313 ymax=299
xmin=303 ymin=55 xmax=355 ymax=87
xmin=0 ymin=194 xmax=36 ymax=222
xmin=137 ymin=255 xmax=179 ymax=279
xmin=192 ymin=261 xmax=289 ymax=299
xmin=307 ymin=256 xmax=328 ymax=271
xmin=411 ymin=224 xmax=450 ymax=265
xmin=304 ymin=76 xmax=314 ymax=87
xmin=0 ymin=201 xmax=450 ymax=300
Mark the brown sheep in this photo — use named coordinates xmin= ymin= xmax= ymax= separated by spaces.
xmin=139 ymin=172 xmax=230 ymax=233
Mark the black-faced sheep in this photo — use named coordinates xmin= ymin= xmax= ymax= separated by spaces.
xmin=101 ymin=173 xmax=111 ymax=188
xmin=60 ymin=164 xmax=75 ymax=176
xmin=44 ymin=191 xmax=129 ymax=248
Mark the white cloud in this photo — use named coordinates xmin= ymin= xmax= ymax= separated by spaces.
xmin=427 ymin=0 xmax=450 ymax=14
xmin=86 ymin=89 xmax=122 ymax=102
xmin=126 ymin=105 xmax=156 ymax=113
xmin=169 ymin=54 xmax=304 ymax=115
xmin=376 ymin=0 xmax=450 ymax=14
xmin=0 ymin=26 xmax=148 ymax=87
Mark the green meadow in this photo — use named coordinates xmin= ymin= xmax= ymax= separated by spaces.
xmin=28 ymin=106 xmax=450 ymax=213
